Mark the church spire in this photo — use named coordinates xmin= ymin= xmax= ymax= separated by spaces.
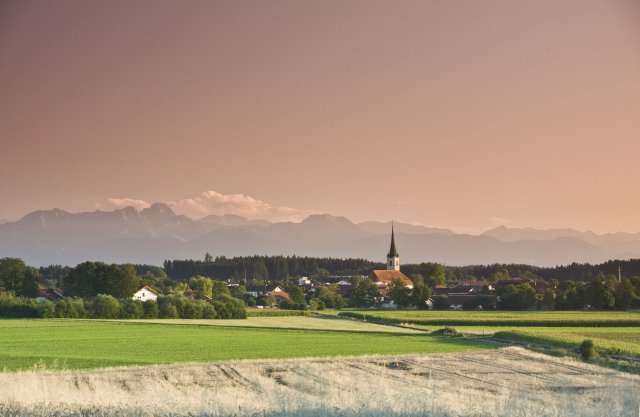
xmin=388 ymin=223 xmax=399 ymax=258
xmin=387 ymin=223 xmax=400 ymax=270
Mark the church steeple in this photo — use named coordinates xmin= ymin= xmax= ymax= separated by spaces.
xmin=387 ymin=223 xmax=400 ymax=270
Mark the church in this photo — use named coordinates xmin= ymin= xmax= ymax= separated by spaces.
xmin=369 ymin=226 xmax=413 ymax=291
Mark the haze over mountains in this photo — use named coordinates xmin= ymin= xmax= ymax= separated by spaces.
xmin=1 ymin=204 xmax=639 ymax=267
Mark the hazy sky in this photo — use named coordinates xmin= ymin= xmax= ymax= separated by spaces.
xmin=1 ymin=0 xmax=639 ymax=233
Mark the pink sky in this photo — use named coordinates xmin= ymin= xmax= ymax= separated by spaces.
xmin=1 ymin=0 xmax=639 ymax=233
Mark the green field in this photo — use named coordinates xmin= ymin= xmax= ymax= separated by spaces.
xmin=115 ymin=315 xmax=423 ymax=333
xmin=339 ymin=310 xmax=640 ymax=327
xmin=0 ymin=319 xmax=493 ymax=371
xmin=489 ymin=327 xmax=640 ymax=356
xmin=337 ymin=310 xmax=640 ymax=358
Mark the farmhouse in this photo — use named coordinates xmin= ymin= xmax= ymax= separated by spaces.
xmin=268 ymin=286 xmax=289 ymax=300
xmin=132 ymin=286 xmax=161 ymax=301
xmin=36 ymin=288 xmax=65 ymax=302
xmin=369 ymin=226 xmax=413 ymax=292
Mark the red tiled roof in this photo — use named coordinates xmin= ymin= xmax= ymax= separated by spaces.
xmin=369 ymin=270 xmax=413 ymax=286
xmin=138 ymin=286 xmax=161 ymax=295
xmin=268 ymin=291 xmax=289 ymax=299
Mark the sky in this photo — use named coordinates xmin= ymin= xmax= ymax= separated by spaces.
xmin=1 ymin=0 xmax=639 ymax=233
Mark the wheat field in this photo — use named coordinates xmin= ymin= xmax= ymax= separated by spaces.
xmin=0 ymin=347 xmax=638 ymax=417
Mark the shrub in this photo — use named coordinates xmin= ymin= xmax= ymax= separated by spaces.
xmin=120 ymin=299 xmax=144 ymax=319
xmin=212 ymin=294 xmax=247 ymax=319
xmin=142 ymin=300 xmax=159 ymax=318
xmin=432 ymin=327 xmax=463 ymax=337
xmin=182 ymin=300 xmax=205 ymax=319
xmin=54 ymin=297 xmax=86 ymax=318
xmin=579 ymin=339 xmax=598 ymax=361
xmin=161 ymin=304 xmax=179 ymax=319
xmin=37 ymin=301 xmax=56 ymax=318
xmin=279 ymin=299 xmax=307 ymax=310
xmin=431 ymin=295 xmax=451 ymax=310
xmin=0 ymin=296 xmax=38 ymax=318
xmin=89 ymin=294 xmax=122 ymax=319
xmin=202 ymin=304 xmax=217 ymax=319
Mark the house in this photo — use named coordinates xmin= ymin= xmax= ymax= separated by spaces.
xmin=132 ymin=286 xmax=161 ymax=302
xmin=246 ymin=284 xmax=269 ymax=298
xmin=369 ymin=226 xmax=413 ymax=293
xmin=298 ymin=277 xmax=311 ymax=286
xmin=36 ymin=288 xmax=65 ymax=302
xmin=446 ymin=293 xmax=478 ymax=309
xmin=268 ymin=286 xmax=289 ymax=300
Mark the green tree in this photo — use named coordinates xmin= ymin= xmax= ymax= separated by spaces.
xmin=204 ymin=252 xmax=213 ymax=263
xmin=0 ymin=258 xmax=38 ymax=297
xmin=64 ymin=262 xmax=138 ymax=298
xmin=230 ymin=285 xmax=247 ymax=300
xmin=142 ymin=300 xmax=159 ymax=318
xmin=89 ymin=294 xmax=122 ymax=318
xmin=315 ymin=285 xmax=346 ymax=309
xmin=110 ymin=264 xmax=139 ymax=299
xmin=540 ymin=288 xmax=556 ymax=310
xmin=212 ymin=280 xmax=231 ymax=297
xmin=139 ymin=268 xmax=169 ymax=292
xmin=54 ymin=297 xmax=86 ymax=318
xmin=416 ymin=263 xmax=446 ymax=287
xmin=492 ymin=269 xmax=511 ymax=281
xmin=189 ymin=276 xmax=214 ymax=299
xmin=431 ymin=295 xmax=451 ymax=310
xmin=349 ymin=277 xmax=379 ymax=308
xmin=263 ymin=294 xmax=276 ymax=307
xmin=497 ymin=283 xmax=536 ymax=310
xmin=288 ymin=286 xmax=306 ymax=304
xmin=586 ymin=278 xmax=616 ymax=310
xmin=182 ymin=299 xmax=205 ymax=319
xmin=314 ymin=268 xmax=331 ymax=282
xmin=412 ymin=283 xmax=432 ymax=310
xmin=120 ymin=299 xmax=144 ymax=319
xmin=555 ymin=281 xmax=586 ymax=310
xmin=615 ymin=279 xmax=637 ymax=310
xmin=388 ymin=279 xmax=411 ymax=308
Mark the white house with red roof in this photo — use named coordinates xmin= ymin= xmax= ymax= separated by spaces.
xmin=132 ymin=286 xmax=161 ymax=301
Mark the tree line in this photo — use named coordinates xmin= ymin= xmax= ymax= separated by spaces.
xmin=0 ymin=292 xmax=246 ymax=319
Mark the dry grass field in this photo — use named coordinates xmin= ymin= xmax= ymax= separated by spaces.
xmin=0 ymin=347 xmax=638 ymax=417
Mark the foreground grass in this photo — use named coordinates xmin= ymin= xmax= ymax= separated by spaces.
xmin=0 ymin=319 xmax=493 ymax=371
xmin=2 ymin=347 xmax=637 ymax=417
xmin=339 ymin=310 xmax=640 ymax=326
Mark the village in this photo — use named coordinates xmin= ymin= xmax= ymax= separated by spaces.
xmin=30 ymin=227 xmax=555 ymax=312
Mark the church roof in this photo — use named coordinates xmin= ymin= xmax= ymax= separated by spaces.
xmin=369 ymin=270 xmax=413 ymax=286
xmin=387 ymin=225 xmax=399 ymax=258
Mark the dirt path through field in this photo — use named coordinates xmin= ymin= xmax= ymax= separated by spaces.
xmin=0 ymin=347 xmax=638 ymax=417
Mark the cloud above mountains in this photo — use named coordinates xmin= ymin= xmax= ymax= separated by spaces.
xmin=95 ymin=191 xmax=314 ymax=222
xmin=96 ymin=198 xmax=151 ymax=212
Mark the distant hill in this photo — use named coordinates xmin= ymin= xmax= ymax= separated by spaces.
xmin=0 ymin=205 xmax=637 ymax=267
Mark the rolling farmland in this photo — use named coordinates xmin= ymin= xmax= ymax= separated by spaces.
xmin=338 ymin=310 xmax=640 ymax=327
xmin=1 ymin=347 xmax=637 ymax=417
xmin=0 ymin=319 xmax=492 ymax=371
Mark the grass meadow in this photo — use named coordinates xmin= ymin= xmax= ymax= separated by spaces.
xmin=491 ymin=327 xmax=640 ymax=356
xmin=338 ymin=310 xmax=640 ymax=359
xmin=0 ymin=318 xmax=493 ymax=371
xmin=1 ymin=347 xmax=637 ymax=417
xmin=338 ymin=310 xmax=640 ymax=326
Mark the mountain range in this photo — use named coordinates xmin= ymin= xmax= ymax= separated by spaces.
xmin=1 ymin=204 xmax=639 ymax=267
